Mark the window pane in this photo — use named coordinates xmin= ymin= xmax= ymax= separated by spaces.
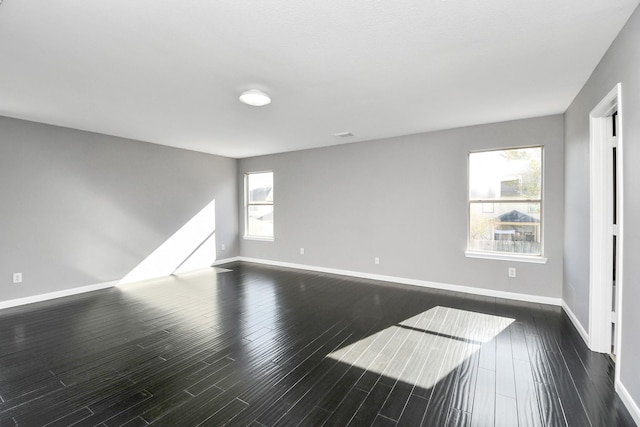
xmin=247 ymin=205 xmax=274 ymax=238
xmin=469 ymin=147 xmax=541 ymax=200
xmin=248 ymin=172 xmax=273 ymax=203
xmin=469 ymin=202 xmax=541 ymax=255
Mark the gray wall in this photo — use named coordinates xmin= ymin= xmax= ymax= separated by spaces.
xmin=0 ymin=116 xmax=238 ymax=302
xmin=239 ymin=115 xmax=564 ymax=299
xmin=564 ymin=4 xmax=640 ymax=407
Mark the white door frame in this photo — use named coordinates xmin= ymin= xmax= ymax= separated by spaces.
xmin=589 ymin=83 xmax=623 ymax=373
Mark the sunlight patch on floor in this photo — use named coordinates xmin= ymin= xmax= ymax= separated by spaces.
xmin=327 ymin=306 xmax=514 ymax=390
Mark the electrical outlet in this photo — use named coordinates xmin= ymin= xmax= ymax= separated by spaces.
xmin=221 ymin=243 xmax=226 ymax=251
xmin=508 ymin=267 xmax=516 ymax=278
xmin=300 ymin=248 xmax=305 ymax=255
xmin=13 ymin=272 xmax=22 ymax=284
xmin=374 ymin=257 xmax=380 ymax=265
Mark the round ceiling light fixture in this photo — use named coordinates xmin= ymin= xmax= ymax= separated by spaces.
xmin=239 ymin=89 xmax=271 ymax=107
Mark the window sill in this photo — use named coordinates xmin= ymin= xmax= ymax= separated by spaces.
xmin=243 ymin=235 xmax=274 ymax=242
xmin=465 ymin=251 xmax=547 ymax=264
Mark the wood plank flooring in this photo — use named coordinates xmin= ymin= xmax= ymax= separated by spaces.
xmin=0 ymin=262 xmax=635 ymax=426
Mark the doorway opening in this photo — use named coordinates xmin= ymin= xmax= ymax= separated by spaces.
xmin=589 ymin=84 xmax=623 ymax=369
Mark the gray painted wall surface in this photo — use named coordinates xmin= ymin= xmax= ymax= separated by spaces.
xmin=239 ymin=115 xmax=564 ymax=299
xmin=0 ymin=116 xmax=238 ymax=302
xmin=564 ymin=5 xmax=640 ymax=408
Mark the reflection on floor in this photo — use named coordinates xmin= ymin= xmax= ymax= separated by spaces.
xmin=0 ymin=262 xmax=635 ymax=426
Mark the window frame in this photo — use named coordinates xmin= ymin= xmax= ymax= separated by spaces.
xmin=465 ymin=145 xmax=547 ymax=264
xmin=244 ymin=171 xmax=274 ymax=241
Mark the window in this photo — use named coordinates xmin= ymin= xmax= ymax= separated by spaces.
xmin=468 ymin=147 xmax=543 ymax=258
xmin=245 ymin=171 xmax=274 ymax=240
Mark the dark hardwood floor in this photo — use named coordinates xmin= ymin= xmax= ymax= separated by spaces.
xmin=0 ymin=262 xmax=635 ymax=426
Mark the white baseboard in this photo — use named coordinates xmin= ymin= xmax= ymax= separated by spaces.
xmin=212 ymin=256 xmax=242 ymax=266
xmin=0 ymin=280 xmax=118 ymax=310
xmin=0 ymin=256 xmax=562 ymax=309
xmin=238 ymin=257 xmax=562 ymax=306
xmin=0 ymin=257 xmax=244 ymax=310
xmin=617 ymin=381 xmax=640 ymax=426
xmin=561 ymin=300 xmax=590 ymax=346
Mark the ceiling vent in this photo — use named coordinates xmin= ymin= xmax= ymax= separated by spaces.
xmin=332 ymin=132 xmax=355 ymax=138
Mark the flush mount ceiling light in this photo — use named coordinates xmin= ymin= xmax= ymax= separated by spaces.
xmin=239 ymin=89 xmax=271 ymax=107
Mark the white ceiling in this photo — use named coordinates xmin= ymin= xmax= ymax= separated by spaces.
xmin=0 ymin=1 xmax=638 ymax=158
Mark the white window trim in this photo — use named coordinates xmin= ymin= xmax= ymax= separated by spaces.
xmin=244 ymin=171 xmax=274 ymax=241
xmin=465 ymin=250 xmax=547 ymax=264
xmin=244 ymin=235 xmax=275 ymax=242
xmin=467 ymin=146 xmax=545 ymax=260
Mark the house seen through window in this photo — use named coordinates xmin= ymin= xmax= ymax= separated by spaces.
xmin=245 ymin=171 xmax=274 ymax=239
xmin=468 ymin=147 xmax=542 ymax=256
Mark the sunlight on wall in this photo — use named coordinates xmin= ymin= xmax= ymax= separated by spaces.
xmin=327 ymin=306 xmax=514 ymax=390
xmin=118 ymin=199 xmax=217 ymax=285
